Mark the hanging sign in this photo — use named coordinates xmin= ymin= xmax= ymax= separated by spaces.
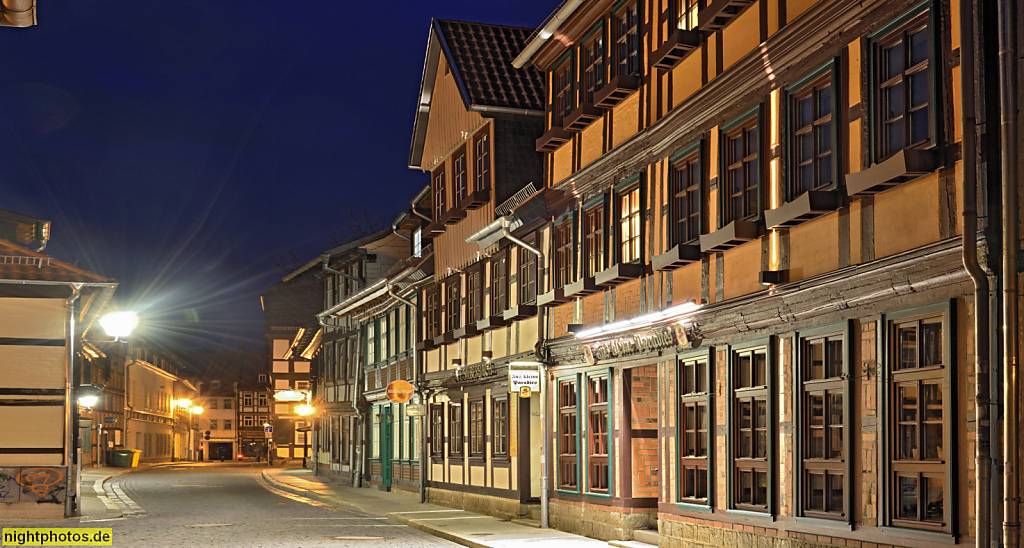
xmin=386 ymin=380 xmax=415 ymax=403
xmin=508 ymin=364 xmax=541 ymax=393
xmin=519 ymin=386 xmax=532 ymax=398
xmin=405 ymin=404 xmax=427 ymax=417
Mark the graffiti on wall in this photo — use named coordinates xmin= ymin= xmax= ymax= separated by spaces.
xmin=15 ymin=467 xmax=65 ymax=504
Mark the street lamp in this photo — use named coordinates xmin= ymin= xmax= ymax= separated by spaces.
xmin=77 ymin=384 xmax=102 ymax=410
xmin=98 ymin=311 xmax=139 ymax=341
xmin=296 ymin=405 xmax=316 ymax=468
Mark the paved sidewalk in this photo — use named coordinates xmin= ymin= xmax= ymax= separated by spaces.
xmin=261 ymin=467 xmax=609 ymax=548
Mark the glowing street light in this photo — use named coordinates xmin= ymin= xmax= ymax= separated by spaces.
xmin=77 ymin=384 xmax=102 ymax=409
xmin=98 ymin=311 xmax=139 ymax=340
xmin=296 ymin=404 xmax=316 ymax=417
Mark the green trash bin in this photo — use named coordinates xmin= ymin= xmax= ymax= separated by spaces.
xmin=112 ymin=449 xmax=137 ymax=468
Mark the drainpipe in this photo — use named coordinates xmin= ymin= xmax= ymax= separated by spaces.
xmin=960 ymin=2 xmax=992 ymax=543
xmin=998 ymin=0 xmax=1020 ymax=542
xmin=64 ymin=284 xmax=82 ymax=517
xmin=322 ymin=256 xmax=362 ymax=283
xmin=499 ymin=217 xmax=548 ymax=527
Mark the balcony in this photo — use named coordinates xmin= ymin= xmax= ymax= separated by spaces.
xmin=698 ymin=0 xmax=756 ymax=32
xmin=563 ymin=103 xmax=604 ymax=132
xmin=764 ymin=190 xmax=840 ymax=229
xmin=845 ymin=149 xmax=939 ymax=197
xmin=652 ymin=244 xmax=702 ymax=271
xmin=595 ymin=262 xmax=645 ymax=287
xmin=650 ymin=29 xmax=702 ymax=70
xmin=536 ymin=126 xmax=573 ymax=153
xmin=699 ymin=219 xmax=760 ymax=253
xmin=593 ymin=74 xmax=640 ymax=109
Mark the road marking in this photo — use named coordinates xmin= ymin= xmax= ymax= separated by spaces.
xmin=184 ymin=523 xmax=234 ymax=527
xmin=253 ymin=471 xmax=336 ymax=510
xmin=285 ymin=517 xmax=389 ymax=520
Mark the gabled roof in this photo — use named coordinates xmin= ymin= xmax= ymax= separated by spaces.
xmin=0 ymin=238 xmax=114 ymax=284
xmin=409 ymin=19 xmax=545 ymax=168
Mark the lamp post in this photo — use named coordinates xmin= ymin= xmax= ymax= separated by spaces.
xmin=296 ymin=404 xmax=315 ymax=469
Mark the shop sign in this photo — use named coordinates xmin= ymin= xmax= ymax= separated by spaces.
xmin=508 ymin=364 xmax=541 ymax=393
xmin=386 ymin=380 xmax=415 ymax=403
xmin=583 ymin=324 xmax=686 ymax=364
xmin=405 ymin=404 xmax=427 ymax=417
xmin=454 ymin=362 xmax=495 ymax=382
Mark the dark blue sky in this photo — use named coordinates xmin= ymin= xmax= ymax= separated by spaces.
xmin=0 ymin=1 xmax=554 ymax=350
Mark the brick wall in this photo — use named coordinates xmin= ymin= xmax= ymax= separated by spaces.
xmin=630 ymin=366 xmax=658 ymax=498
xmin=615 ymin=279 xmax=642 ymax=320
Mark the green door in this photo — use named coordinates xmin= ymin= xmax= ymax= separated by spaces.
xmin=381 ymin=407 xmax=393 ymax=489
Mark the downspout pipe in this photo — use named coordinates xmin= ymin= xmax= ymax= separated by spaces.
xmin=498 ymin=216 xmax=548 ymax=527
xmin=64 ymin=284 xmax=82 ymax=517
xmin=323 ymin=256 xmax=361 ymax=283
xmin=998 ymin=0 xmax=1020 ymax=542
xmin=960 ymin=2 xmax=992 ymax=543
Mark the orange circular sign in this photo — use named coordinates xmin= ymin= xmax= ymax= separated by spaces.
xmin=386 ymin=380 xmax=415 ymax=403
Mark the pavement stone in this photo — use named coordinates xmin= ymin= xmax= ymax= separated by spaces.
xmin=260 ymin=467 xmax=610 ymax=548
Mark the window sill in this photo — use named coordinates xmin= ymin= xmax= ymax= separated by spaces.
xmin=448 ymin=456 xmax=464 ymax=464
xmin=538 ymin=287 xmax=571 ymax=307
xmin=491 ymin=455 xmax=511 ymax=464
xmin=652 ymin=244 xmax=702 ymax=271
xmin=793 ymin=516 xmax=853 ymax=531
xmin=453 ymin=324 xmax=480 ymax=339
xmin=475 ymin=315 xmax=508 ymax=332
xmin=503 ymin=304 xmax=537 ymax=322
xmin=433 ymin=332 xmax=456 ymax=346
xmin=594 ymin=74 xmax=640 ymax=108
xmin=415 ymin=339 xmax=437 ymax=351
xmin=674 ymin=502 xmax=713 ymax=513
xmin=439 ymin=207 xmax=467 ymax=226
xmin=699 ymin=219 xmax=760 ymax=253
xmin=595 ymin=262 xmax=645 ymax=287
xmin=564 ymin=103 xmax=604 ymax=132
xmin=764 ymin=190 xmax=840 ymax=229
xmin=845 ymin=148 xmax=939 ymax=196
xmin=463 ymin=189 xmax=490 ymax=210
xmin=422 ymin=221 xmax=446 ymax=237
xmin=698 ymin=0 xmax=756 ymax=32
xmin=880 ymin=526 xmax=956 ymax=544
xmin=564 ymin=276 xmax=600 ymax=297
xmin=468 ymin=456 xmax=486 ymax=464
xmin=726 ymin=508 xmax=775 ymax=521
xmin=536 ymin=126 xmax=573 ymax=153
xmin=650 ymin=28 xmax=701 ymax=70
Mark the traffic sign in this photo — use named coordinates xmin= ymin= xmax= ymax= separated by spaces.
xmin=264 ymin=425 xmax=273 ymax=433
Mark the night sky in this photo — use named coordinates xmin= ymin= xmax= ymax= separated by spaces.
xmin=0 ymin=1 xmax=554 ymax=351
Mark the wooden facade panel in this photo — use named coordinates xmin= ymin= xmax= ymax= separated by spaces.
xmin=722 ymin=1 xmax=762 ymax=72
xmin=0 ymin=298 xmax=64 ymax=339
xmin=671 ymin=47 xmax=703 ymax=109
xmin=0 ymin=346 xmax=64 ymax=390
xmin=581 ymin=293 xmax=604 ymax=327
xmin=788 ymin=213 xmax=841 ymax=282
xmin=518 ymin=318 xmax=539 ymax=354
xmin=847 ymin=39 xmax=862 ymax=112
xmin=580 ymin=118 xmax=605 ymax=168
xmin=849 ymin=118 xmax=863 ymax=175
xmin=952 ymin=66 xmax=963 ymax=143
xmin=786 ymin=0 xmax=820 ymax=22
xmin=0 ymin=405 xmax=65 ymax=450
xmin=615 ymin=278 xmax=642 ymax=320
xmin=436 ymin=204 xmax=495 ymax=272
xmin=466 ymin=335 xmax=482 ymax=366
xmin=612 ymin=93 xmax=641 ymax=148
xmin=491 ymin=326 xmax=509 ymax=359
xmin=671 ymin=262 xmax=702 ymax=305
xmin=552 ymin=142 xmax=574 ymax=186
xmin=722 ymin=240 xmax=762 ymax=300
xmin=550 ymin=302 xmax=574 ymax=339
xmin=421 ymin=58 xmax=485 ymax=172
xmin=873 ymin=174 xmax=942 ymax=260
xmin=426 ymin=348 xmax=440 ymax=373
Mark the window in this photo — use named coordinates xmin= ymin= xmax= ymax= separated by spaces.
xmin=731 ymin=344 xmax=771 ymax=512
xmin=243 ymin=393 xmax=253 ymax=407
xmin=433 ymin=167 xmax=447 ymax=220
xmin=492 ymin=398 xmax=509 ymax=457
xmin=243 ymin=416 xmax=253 ymax=427
xmin=466 ymin=267 xmax=483 ymax=324
xmin=587 ymin=375 xmax=609 ymax=493
xmin=671 ymin=151 xmax=702 ymax=245
xmin=453 ymin=149 xmax=467 ymax=207
xmin=296 ymin=380 xmax=309 ymax=391
xmin=224 ymin=399 xmax=233 ymax=410
xmin=723 ymin=116 xmax=760 ymax=224
xmin=445 ymin=277 xmax=460 ymax=333
xmin=675 ymin=0 xmax=700 ymax=31
xmin=367 ymin=321 xmax=376 ymax=364
xmin=519 ymin=245 xmax=538 ymax=304
xmin=474 ymin=131 xmax=490 ymax=192
xmin=430 ymin=404 xmax=444 ymax=457
xmin=789 ymin=72 xmax=834 ymax=197
xmin=553 ymin=219 xmax=575 ymax=289
xmin=553 ymin=61 xmax=574 ymax=127
xmin=617 ymin=185 xmax=641 ymax=263
xmin=583 ymin=204 xmax=605 ymax=277
xmin=257 ymin=393 xmax=268 ymax=406
xmin=258 ymin=374 xmax=268 ymax=384
xmin=581 ymin=31 xmax=604 ymax=105
xmin=449 ymin=403 xmax=464 ymax=457
xmin=208 ymin=399 xmax=218 ymax=410
xmin=888 ymin=304 xmax=950 ymax=530
xmin=613 ymin=3 xmax=640 ymax=77
xmin=469 ymin=399 xmax=484 ymax=458
xmin=558 ymin=379 xmax=579 ymax=490
xmin=224 ymin=420 xmax=232 ymax=430
xmin=209 ymin=419 xmax=218 ymax=430
xmin=799 ymin=328 xmax=847 ymax=519
xmin=425 ymin=288 xmax=440 ymax=339
xmin=490 ymin=252 xmax=508 ymax=314
xmin=873 ymin=9 xmax=933 ymax=161
xmin=679 ymin=353 xmax=711 ymax=504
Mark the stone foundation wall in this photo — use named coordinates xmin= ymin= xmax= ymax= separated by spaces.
xmin=549 ymin=498 xmax=656 ymax=541
xmin=425 ymin=487 xmax=530 ymax=521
